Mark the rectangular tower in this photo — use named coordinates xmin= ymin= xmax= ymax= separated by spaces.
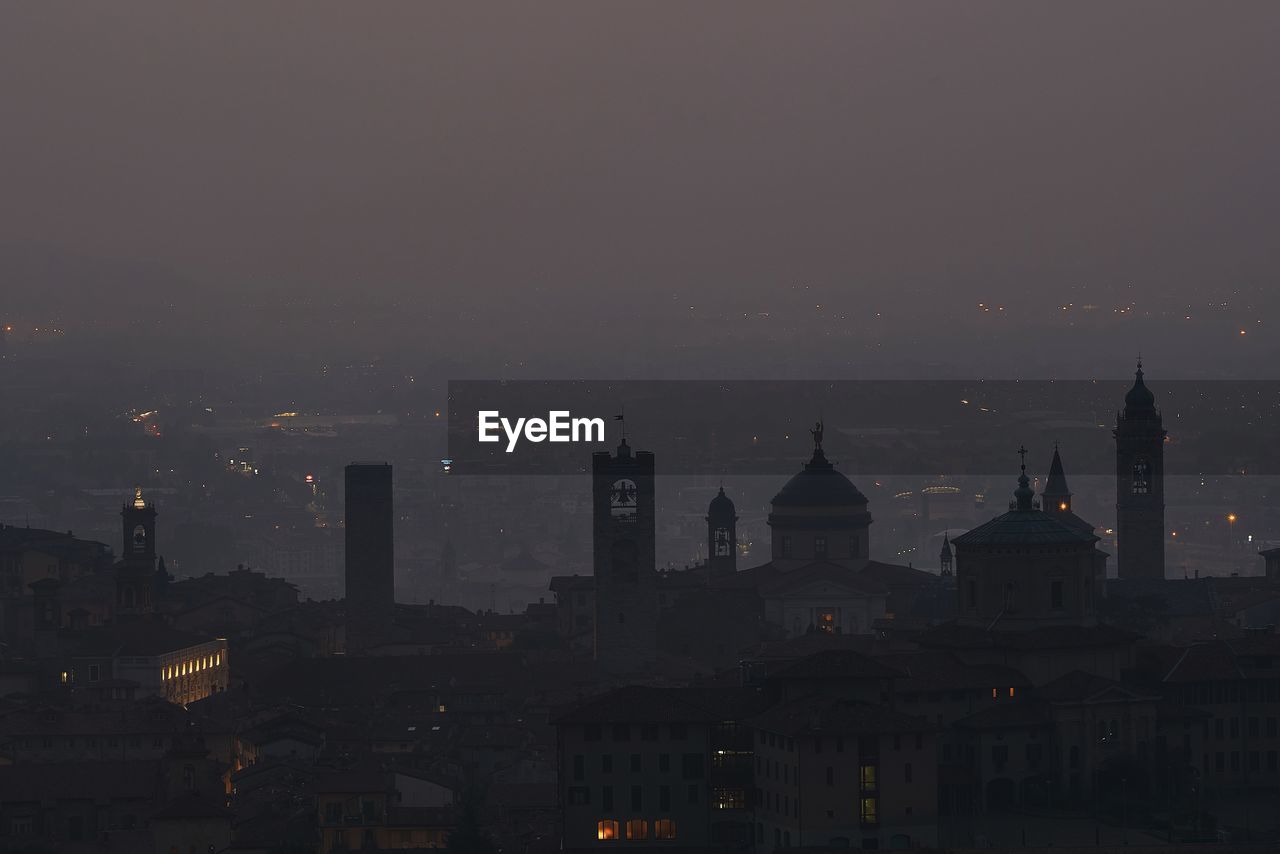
xmin=345 ymin=462 xmax=395 ymax=651
xmin=1114 ymin=364 xmax=1166 ymax=580
xmin=592 ymin=440 xmax=657 ymax=673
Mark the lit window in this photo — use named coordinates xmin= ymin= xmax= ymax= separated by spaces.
xmin=654 ymin=819 xmax=676 ymax=840
xmin=625 ymin=819 xmax=648 ymax=840
xmin=1009 ymin=687 xmax=1016 ymax=698
xmin=991 ymin=687 xmax=998 ymax=700
xmin=860 ymin=797 xmax=878 ymax=826
xmin=714 ymin=788 xmax=745 ymax=810
xmin=215 ymin=653 xmax=221 ymax=666
xmin=859 ymin=765 xmax=877 ymax=792
xmin=597 ymin=820 xmax=619 ymax=841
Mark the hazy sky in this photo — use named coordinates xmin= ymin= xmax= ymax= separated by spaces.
xmin=2 ymin=3 xmax=1278 ymax=376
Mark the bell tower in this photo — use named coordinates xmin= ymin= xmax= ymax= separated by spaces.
xmin=706 ymin=486 xmax=737 ymax=578
xmin=117 ymin=487 xmax=157 ymax=616
xmin=1114 ymin=361 xmax=1166 ymax=580
xmin=592 ymin=438 xmax=657 ymax=673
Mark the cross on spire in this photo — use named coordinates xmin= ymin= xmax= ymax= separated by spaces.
xmin=1017 ymin=444 xmax=1028 ymax=473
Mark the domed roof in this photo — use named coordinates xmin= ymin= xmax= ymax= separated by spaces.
xmin=953 ymin=454 xmax=1096 ymax=548
xmin=708 ymin=486 xmax=736 ymax=517
xmin=772 ymin=449 xmax=868 ymax=509
xmin=1123 ymin=361 xmax=1156 ymax=413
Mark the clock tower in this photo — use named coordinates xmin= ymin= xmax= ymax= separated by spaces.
xmin=592 ymin=439 xmax=657 ymax=673
xmin=117 ymin=486 xmax=158 ymax=616
xmin=1115 ymin=361 xmax=1167 ymax=580
xmin=706 ymin=486 xmax=737 ymax=578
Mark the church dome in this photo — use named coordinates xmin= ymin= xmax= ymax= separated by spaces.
xmin=953 ymin=455 xmax=1096 ymax=548
xmin=771 ymin=449 xmax=868 ymax=509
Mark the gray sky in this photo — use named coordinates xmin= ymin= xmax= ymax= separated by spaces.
xmin=2 ymin=2 xmax=1278 ymax=376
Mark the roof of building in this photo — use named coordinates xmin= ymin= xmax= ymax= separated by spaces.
xmin=874 ymin=651 xmax=1030 ymax=692
xmin=65 ymin=621 xmax=220 ymax=658
xmin=953 ymin=506 xmax=1098 ymax=547
xmin=552 ymin=685 xmax=723 ymax=725
xmin=954 ymin=701 xmax=1053 ymax=730
xmin=954 ymin=455 xmax=1098 ymax=547
xmin=766 ymin=649 xmax=905 ymax=683
xmin=0 ymin=759 xmax=160 ymax=802
xmin=1123 ymin=360 xmax=1157 ymax=415
xmin=771 ymin=448 xmax=867 ymax=509
xmin=749 ymin=695 xmax=930 ymax=736
xmin=916 ymin=621 xmax=1138 ymax=651
xmin=708 ymin=486 xmax=736 ymax=517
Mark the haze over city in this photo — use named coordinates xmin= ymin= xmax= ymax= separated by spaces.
xmin=2 ymin=3 xmax=1279 ymax=379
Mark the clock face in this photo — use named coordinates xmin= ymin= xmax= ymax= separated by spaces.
xmin=610 ymin=479 xmax=637 ymax=521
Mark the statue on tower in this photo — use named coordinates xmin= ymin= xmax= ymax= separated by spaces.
xmin=810 ymin=420 xmax=824 ymax=450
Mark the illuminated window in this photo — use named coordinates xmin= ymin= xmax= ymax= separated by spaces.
xmin=1009 ymin=687 xmax=1016 ymax=698
xmin=60 ymin=671 xmax=69 ymax=685
xmin=818 ymin=610 xmax=836 ymax=634
xmin=215 ymin=653 xmax=221 ymax=666
xmin=625 ymin=819 xmax=648 ymax=840
xmin=654 ymin=819 xmax=676 ymax=840
xmin=859 ymin=765 xmax=877 ymax=792
xmin=991 ymin=687 xmax=998 ymax=700
xmin=714 ymin=788 xmax=745 ymax=810
xmin=596 ymin=820 xmax=619 ymax=841
xmin=860 ymin=797 xmax=878 ymax=826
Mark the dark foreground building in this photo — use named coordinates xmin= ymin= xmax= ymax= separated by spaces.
xmin=345 ymin=462 xmax=395 ymax=653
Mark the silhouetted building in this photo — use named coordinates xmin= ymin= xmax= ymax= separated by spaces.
xmin=938 ymin=534 xmax=952 ymax=577
xmin=953 ymin=449 xmax=1101 ymax=630
xmin=706 ymin=486 xmax=737 ymax=578
xmin=592 ymin=439 xmax=657 ymax=673
xmin=345 ymin=462 xmax=395 ymax=653
xmin=116 ymin=487 xmax=157 ymax=617
xmin=1115 ymin=361 xmax=1166 ymax=580
xmin=767 ymin=422 xmax=872 ymax=570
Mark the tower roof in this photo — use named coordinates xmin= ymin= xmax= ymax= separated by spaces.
xmin=1043 ymin=444 xmax=1070 ymax=498
xmin=1123 ymin=359 xmax=1157 ymax=415
xmin=939 ymin=533 xmax=952 ymax=560
xmin=708 ymin=486 xmax=736 ymax=518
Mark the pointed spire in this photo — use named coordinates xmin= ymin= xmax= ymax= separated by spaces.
xmin=1043 ymin=443 xmax=1071 ymax=507
xmin=939 ymin=532 xmax=952 ymax=559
